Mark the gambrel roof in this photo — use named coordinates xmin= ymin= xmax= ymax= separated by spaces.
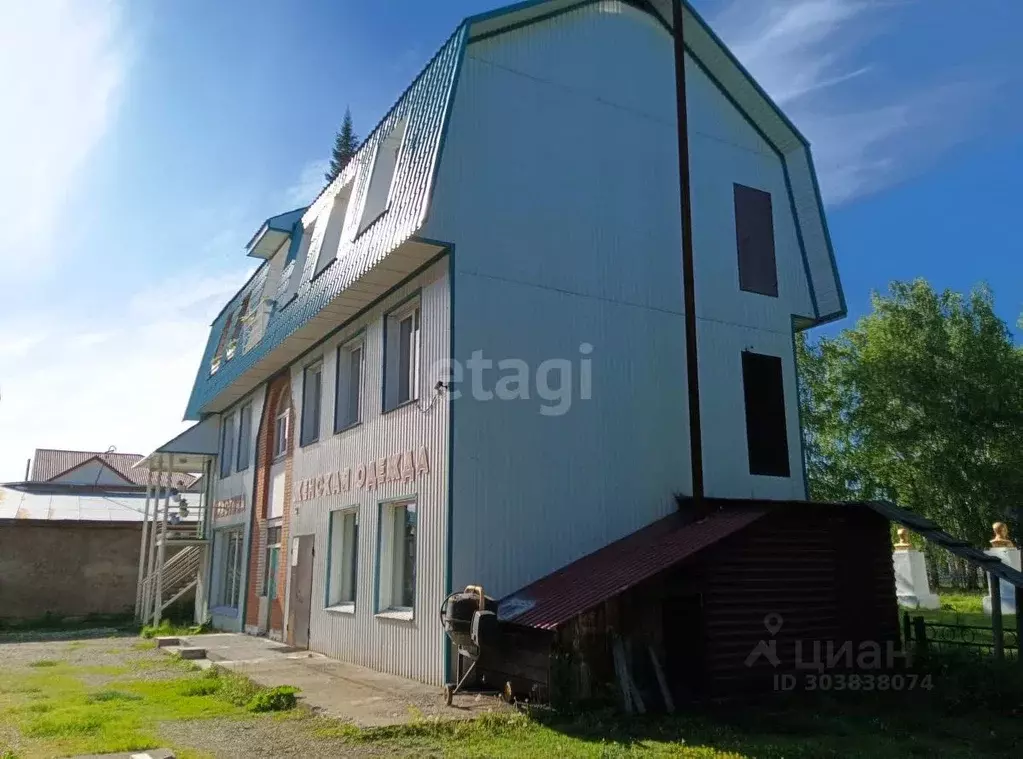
xmin=184 ymin=0 xmax=843 ymax=420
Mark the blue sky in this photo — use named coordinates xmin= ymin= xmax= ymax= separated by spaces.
xmin=0 ymin=0 xmax=1020 ymax=480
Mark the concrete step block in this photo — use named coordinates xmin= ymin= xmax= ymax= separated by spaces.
xmin=175 ymin=646 xmax=207 ymax=660
xmin=154 ymin=637 xmax=180 ymax=648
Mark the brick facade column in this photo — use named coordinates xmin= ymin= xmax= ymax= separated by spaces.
xmin=245 ymin=375 xmax=294 ymax=634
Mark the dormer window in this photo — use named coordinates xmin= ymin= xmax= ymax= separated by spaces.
xmin=211 ymin=313 xmax=234 ymax=375
xmin=313 ymin=182 xmax=352 ymax=278
xmin=228 ymin=294 xmax=250 ymax=358
xmin=357 ymin=117 xmax=407 ymax=236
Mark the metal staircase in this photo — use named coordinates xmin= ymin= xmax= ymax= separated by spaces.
xmin=134 ymin=452 xmax=213 ymax=627
xmin=140 ymin=544 xmax=202 ymax=618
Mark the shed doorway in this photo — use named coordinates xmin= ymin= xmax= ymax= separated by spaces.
xmin=662 ymin=593 xmax=707 ymax=701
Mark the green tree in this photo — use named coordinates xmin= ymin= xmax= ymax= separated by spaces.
xmin=797 ymin=280 xmax=1023 ymax=553
xmin=325 ymin=108 xmax=359 ymax=183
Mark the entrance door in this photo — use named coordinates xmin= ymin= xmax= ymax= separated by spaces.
xmin=287 ymin=535 xmax=314 ymax=648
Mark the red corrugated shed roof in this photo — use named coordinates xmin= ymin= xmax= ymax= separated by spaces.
xmin=498 ymin=506 xmax=767 ymax=630
xmin=28 ymin=449 xmax=196 ymax=489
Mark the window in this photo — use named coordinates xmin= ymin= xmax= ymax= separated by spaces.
xmin=734 ymin=184 xmax=778 ymax=297
xmin=227 ymin=295 xmax=249 ymax=359
xmin=216 ymin=528 xmax=244 ymax=608
xmin=283 ymin=221 xmax=303 ymax=267
xmin=384 ymin=302 xmax=420 ymax=411
xmin=236 ymin=402 xmax=253 ymax=471
xmin=313 ymin=186 xmax=351 ymax=277
xmin=300 ymin=362 xmax=323 ymax=446
xmin=211 ymin=313 xmax=233 ymax=374
xmin=219 ymin=413 xmax=235 ymax=479
xmin=358 ymin=118 xmax=407 ymax=235
xmin=282 ymin=221 xmax=317 ymax=304
xmin=335 ymin=339 xmax=364 ymax=431
xmin=263 ymin=525 xmax=282 ymax=598
xmin=741 ymin=351 xmax=790 ymax=477
xmin=327 ymin=509 xmax=359 ymax=609
xmin=379 ymin=501 xmax=417 ymax=612
xmin=273 ymin=393 xmax=291 ymax=460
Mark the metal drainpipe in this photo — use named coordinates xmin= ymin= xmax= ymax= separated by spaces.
xmin=134 ymin=471 xmax=154 ymax=621
xmin=672 ymin=0 xmax=704 ymax=501
xmin=198 ymin=457 xmax=215 ymax=625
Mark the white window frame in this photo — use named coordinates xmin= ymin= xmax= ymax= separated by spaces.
xmin=357 ymin=117 xmax=407 ymax=236
xmin=376 ymin=500 xmax=417 ymax=618
xmin=334 ymin=336 xmax=364 ymax=432
xmin=219 ymin=413 xmax=235 ymax=479
xmin=262 ymin=524 xmax=282 ymax=598
xmin=327 ymin=508 xmax=359 ymax=612
xmin=384 ymin=299 xmax=420 ymax=412
xmin=300 ymin=361 xmax=323 ymax=447
xmin=282 ymin=220 xmax=317 ymax=305
xmin=236 ymin=402 xmax=253 ymax=471
xmin=273 ymin=398 xmax=290 ymax=461
xmin=215 ymin=528 xmax=244 ymax=610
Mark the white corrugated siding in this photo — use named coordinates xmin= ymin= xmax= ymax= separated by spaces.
xmin=684 ymin=51 xmax=810 ymax=500
xmin=697 ymin=320 xmax=806 ymax=500
xmin=784 ymin=147 xmax=841 ymax=317
xmin=685 ymin=53 xmax=815 ymax=324
xmin=288 ymin=260 xmax=449 ymax=684
xmin=209 ymin=388 xmax=266 ymax=631
xmin=424 ymin=2 xmax=690 ymax=601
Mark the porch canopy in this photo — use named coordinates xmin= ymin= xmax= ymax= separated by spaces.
xmin=135 ymin=416 xmax=219 ymax=477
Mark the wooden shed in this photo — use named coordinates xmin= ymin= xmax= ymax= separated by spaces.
xmin=478 ymin=499 xmax=900 ymax=705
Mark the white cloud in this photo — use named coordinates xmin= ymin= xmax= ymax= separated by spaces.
xmin=0 ymin=269 xmax=247 ymax=482
xmin=0 ymin=0 xmax=128 ymax=277
xmin=283 ymin=158 xmax=330 ymax=208
xmin=714 ymin=0 xmax=988 ymax=204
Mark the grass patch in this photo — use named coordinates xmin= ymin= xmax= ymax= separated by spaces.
xmin=26 ymin=661 xmax=56 ymax=669
xmin=139 ymin=619 xmax=211 ymax=640
xmin=1 ymin=651 xmax=298 ymax=757
xmin=247 ymin=685 xmax=299 ymax=713
xmin=905 ymin=592 xmax=1018 ymax=655
xmin=88 ymin=690 xmax=143 ymax=703
xmin=308 ymin=652 xmax=1023 ymax=759
xmin=311 ymin=694 xmax=1023 ymax=758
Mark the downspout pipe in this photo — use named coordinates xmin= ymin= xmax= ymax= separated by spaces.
xmin=672 ymin=0 xmax=704 ymax=501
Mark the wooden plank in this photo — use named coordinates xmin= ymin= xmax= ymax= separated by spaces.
xmin=624 ymin=639 xmax=646 ymax=714
xmin=649 ymin=645 xmax=675 ymax=713
xmin=612 ymin=638 xmax=633 ymax=715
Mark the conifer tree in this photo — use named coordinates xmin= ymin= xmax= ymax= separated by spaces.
xmin=325 ymin=108 xmax=359 ymax=183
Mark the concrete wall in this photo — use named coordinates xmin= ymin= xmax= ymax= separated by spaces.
xmin=0 ymin=520 xmax=142 ymax=621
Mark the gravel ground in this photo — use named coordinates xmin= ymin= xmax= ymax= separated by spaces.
xmin=164 ymin=716 xmax=404 ymax=758
xmin=0 ymin=634 xmax=183 ymax=687
xmin=0 ymin=632 xmax=419 ymax=758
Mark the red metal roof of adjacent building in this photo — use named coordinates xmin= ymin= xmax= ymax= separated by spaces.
xmin=28 ymin=449 xmax=196 ymax=489
xmin=498 ymin=506 xmax=768 ymax=630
